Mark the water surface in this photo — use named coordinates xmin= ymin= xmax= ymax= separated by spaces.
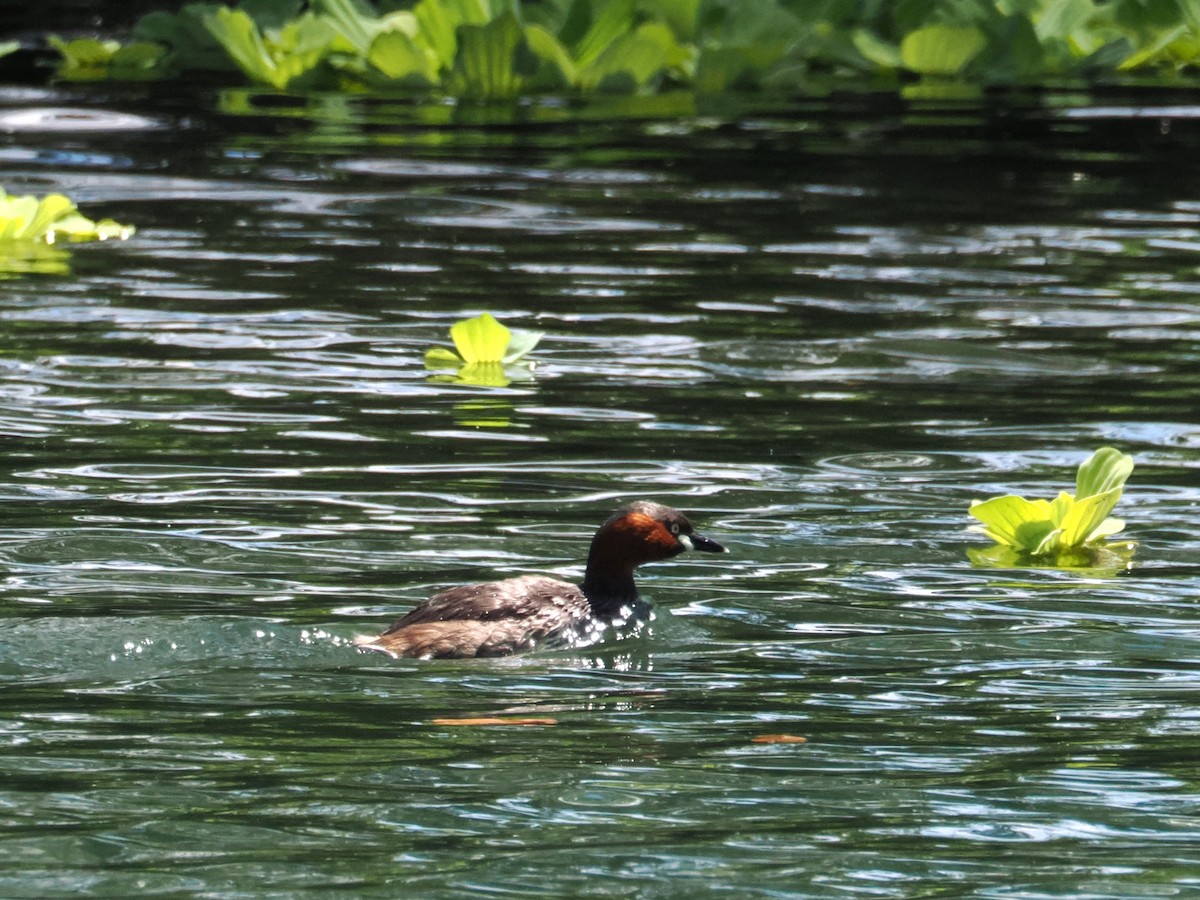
xmin=2 ymin=83 xmax=1200 ymax=897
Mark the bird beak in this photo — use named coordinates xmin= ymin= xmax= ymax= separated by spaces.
xmin=681 ymin=533 xmax=726 ymax=554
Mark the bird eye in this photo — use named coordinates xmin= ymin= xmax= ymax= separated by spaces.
xmin=669 ymin=522 xmax=680 ymax=535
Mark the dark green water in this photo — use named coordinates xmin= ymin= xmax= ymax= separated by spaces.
xmin=2 ymin=82 xmax=1200 ymax=897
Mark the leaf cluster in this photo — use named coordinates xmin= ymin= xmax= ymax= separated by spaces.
xmin=0 ymin=188 xmax=135 ymax=246
xmin=53 ymin=0 xmax=1200 ymax=97
xmin=847 ymin=0 xmax=1200 ymax=90
xmin=968 ymin=447 xmax=1135 ymax=562
xmin=115 ymin=0 xmax=707 ymax=97
xmin=425 ymin=312 xmax=543 ymax=386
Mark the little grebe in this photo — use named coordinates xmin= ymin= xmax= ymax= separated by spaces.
xmin=358 ymin=500 xmax=725 ymax=659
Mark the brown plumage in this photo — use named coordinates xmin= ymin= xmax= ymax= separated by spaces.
xmin=358 ymin=500 xmax=725 ymax=659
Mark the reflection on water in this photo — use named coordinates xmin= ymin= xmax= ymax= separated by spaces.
xmin=2 ymin=83 xmax=1200 ymax=897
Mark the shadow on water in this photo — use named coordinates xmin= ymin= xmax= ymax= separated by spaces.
xmin=2 ymin=81 xmax=1200 ymax=896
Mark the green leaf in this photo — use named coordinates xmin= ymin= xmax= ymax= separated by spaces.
xmin=204 ymin=7 xmax=278 ymax=85
xmin=1087 ymin=517 xmax=1127 ymax=543
xmin=450 ymin=312 xmax=513 ymax=364
xmin=1058 ymin=486 xmax=1124 ymax=547
xmin=109 ymin=42 xmax=169 ymax=70
xmin=134 ymin=6 xmax=238 ymax=73
xmin=203 ymin=6 xmax=333 ymax=89
xmin=574 ymin=0 xmax=637 ymax=69
xmin=25 ymin=194 xmax=77 ymax=241
xmin=1075 ymin=447 xmax=1134 ymax=499
xmin=852 ymin=29 xmax=903 ymax=69
xmin=579 ymin=21 xmax=685 ymax=91
xmin=414 ymin=0 xmax=495 ymax=71
xmin=968 ymin=495 xmax=1057 ymax=549
xmin=314 ymin=0 xmax=382 ymax=55
xmin=0 ymin=188 xmax=134 ymax=245
xmin=1033 ymin=0 xmax=1098 ymax=42
xmin=969 ymin=448 xmax=1135 ymax=561
xmin=368 ymin=26 xmax=438 ymax=82
xmin=1117 ymin=24 xmax=1187 ymax=70
xmin=502 ymin=327 xmax=543 ymax=364
xmin=641 ymin=0 xmax=700 ymax=41
xmin=448 ymin=11 xmax=530 ymax=100
xmin=50 ymin=36 xmax=120 ymax=67
xmin=900 ymin=25 xmax=988 ymax=76
xmin=424 ymin=346 xmax=465 ymax=367
xmin=524 ymin=24 xmax=578 ymax=85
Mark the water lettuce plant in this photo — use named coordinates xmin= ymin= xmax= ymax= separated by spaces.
xmin=50 ymin=36 xmax=168 ymax=80
xmin=56 ymin=0 xmax=1200 ymax=99
xmin=968 ymin=447 xmax=1135 ymax=566
xmin=425 ymin=312 xmax=543 ymax=386
xmin=0 ymin=188 xmax=135 ymax=245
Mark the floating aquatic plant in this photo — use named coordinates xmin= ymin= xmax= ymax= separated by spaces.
xmin=425 ymin=312 xmax=543 ymax=386
xmin=35 ymin=0 xmax=1200 ymax=98
xmin=0 ymin=188 xmax=135 ymax=245
xmin=50 ymin=35 xmax=168 ymax=80
xmin=201 ymin=6 xmax=341 ymax=90
xmin=968 ymin=447 xmax=1135 ymax=567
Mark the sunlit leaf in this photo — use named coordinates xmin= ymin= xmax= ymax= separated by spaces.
xmin=451 ymin=312 xmax=512 ymax=363
xmin=968 ymin=448 xmax=1135 ymax=566
xmin=414 ymin=0 xmax=496 ymax=71
xmin=424 ymin=346 xmax=465 ymax=367
xmin=1074 ymin=446 xmax=1134 ymax=499
xmin=314 ymin=0 xmax=384 ymax=55
xmin=367 ymin=25 xmax=438 ymax=82
xmin=1058 ymin=487 xmax=1123 ymax=547
xmin=426 ymin=313 xmax=541 ymax=384
xmin=50 ymin=36 xmax=120 ymax=67
xmin=968 ymin=495 xmax=1056 ymax=548
xmin=0 ymin=188 xmax=135 ymax=245
xmin=900 ymin=25 xmax=987 ymax=76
